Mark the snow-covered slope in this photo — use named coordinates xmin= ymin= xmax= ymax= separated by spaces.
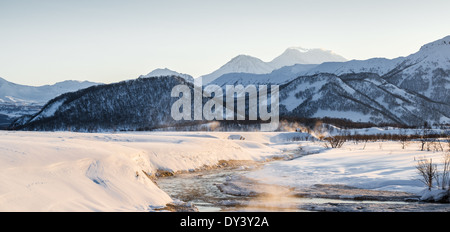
xmin=382 ymin=35 xmax=450 ymax=103
xmin=269 ymin=47 xmax=347 ymax=69
xmin=140 ymin=68 xmax=194 ymax=83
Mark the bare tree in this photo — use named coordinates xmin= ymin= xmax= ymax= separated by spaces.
xmin=445 ymin=134 xmax=450 ymax=152
xmin=361 ymin=137 xmax=370 ymax=150
xmin=416 ymin=157 xmax=438 ymax=190
xmin=399 ymin=135 xmax=409 ymax=149
xmin=418 ymin=128 xmax=429 ymax=151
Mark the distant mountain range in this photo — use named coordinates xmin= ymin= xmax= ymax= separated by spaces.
xmin=0 ymin=78 xmax=99 ymax=105
xmin=0 ymin=78 xmax=100 ymax=128
xmin=211 ymin=36 xmax=450 ymax=126
xmin=200 ymin=47 xmax=347 ymax=84
xmin=6 ymin=36 xmax=450 ymax=130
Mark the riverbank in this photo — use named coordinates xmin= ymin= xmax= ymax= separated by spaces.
xmin=0 ymin=131 xmax=302 ymax=211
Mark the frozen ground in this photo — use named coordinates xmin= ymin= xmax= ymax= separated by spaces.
xmin=0 ymin=131 xmax=448 ymax=211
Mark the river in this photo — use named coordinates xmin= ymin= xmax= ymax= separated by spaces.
xmin=155 ymin=148 xmax=439 ymax=212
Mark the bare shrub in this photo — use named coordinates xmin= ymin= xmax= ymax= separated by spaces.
xmin=323 ymin=136 xmax=346 ymax=148
xmin=426 ymin=140 xmax=444 ymax=152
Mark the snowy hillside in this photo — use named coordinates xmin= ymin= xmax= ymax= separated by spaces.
xmin=140 ymin=68 xmax=194 ymax=83
xmin=11 ymin=76 xmax=195 ymax=131
xmin=383 ymin=35 xmax=450 ymax=103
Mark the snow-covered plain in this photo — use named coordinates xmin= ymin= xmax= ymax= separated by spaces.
xmin=0 ymin=131 xmax=446 ymax=211
xmin=0 ymin=131 xmax=288 ymax=212
xmin=246 ymin=141 xmax=446 ymax=195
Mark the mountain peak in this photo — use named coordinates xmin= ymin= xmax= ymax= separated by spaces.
xmin=269 ymin=47 xmax=347 ymax=69
xmin=286 ymin=47 xmax=311 ymax=53
xmin=142 ymin=68 xmax=193 ymax=82
xmin=200 ymin=55 xmax=273 ymax=84
xmin=228 ymin=54 xmax=266 ymax=64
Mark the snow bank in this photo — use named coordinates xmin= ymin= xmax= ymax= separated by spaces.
xmin=420 ymin=189 xmax=449 ymax=202
xmin=0 ymin=131 xmax=286 ymax=212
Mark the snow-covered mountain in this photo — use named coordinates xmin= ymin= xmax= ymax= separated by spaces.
xmin=298 ymin=36 xmax=450 ymax=104
xmin=200 ymin=47 xmax=346 ymax=84
xmin=269 ymin=47 xmax=347 ymax=69
xmin=210 ymin=36 xmax=450 ymax=126
xmin=278 ymin=35 xmax=450 ymax=125
xmin=279 ymin=73 xmax=450 ymax=126
xmin=140 ymin=68 xmax=194 ymax=83
xmin=200 ymin=55 xmax=274 ymax=84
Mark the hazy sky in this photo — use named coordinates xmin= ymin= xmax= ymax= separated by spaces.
xmin=0 ymin=0 xmax=449 ymax=86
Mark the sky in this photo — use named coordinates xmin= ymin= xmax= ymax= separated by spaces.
xmin=0 ymin=0 xmax=449 ymax=86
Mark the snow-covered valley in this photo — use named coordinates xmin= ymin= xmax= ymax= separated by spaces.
xmin=1 ymin=131 xmax=449 ymax=212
